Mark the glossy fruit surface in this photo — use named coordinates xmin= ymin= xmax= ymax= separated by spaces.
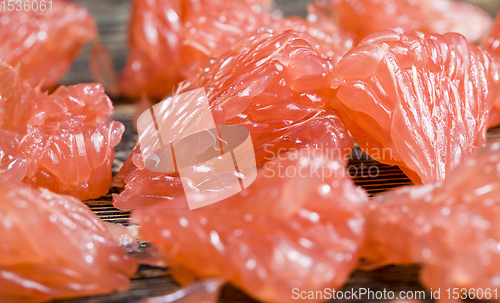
xmin=180 ymin=1 xmax=276 ymax=79
xmin=119 ymin=0 xmax=353 ymax=99
xmin=0 ymin=61 xmax=124 ymax=200
xmin=363 ymin=140 xmax=500 ymax=293
xmin=0 ymin=183 xmax=137 ymax=302
xmin=0 ymin=0 xmax=97 ymax=89
xmin=133 ymin=149 xmax=367 ymax=303
xmin=119 ymin=0 xmax=271 ymax=99
xmin=330 ymin=30 xmax=499 ymax=184
xmin=113 ymin=31 xmax=353 ymax=210
xmin=482 ymin=13 xmax=500 ymax=128
xmin=183 ymin=2 xmax=352 ymax=74
xmin=274 ymin=4 xmax=353 ymax=65
xmin=315 ymin=0 xmax=492 ymax=45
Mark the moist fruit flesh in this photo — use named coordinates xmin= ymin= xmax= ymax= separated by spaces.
xmin=330 ymin=30 xmax=500 ymax=184
xmin=362 ymin=140 xmax=500 ymax=295
xmin=482 ymin=13 xmax=500 ymax=128
xmin=0 ymin=183 xmax=137 ymax=302
xmin=314 ymin=0 xmax=492 ymax=45
xmin=119 ymin=0 xmax=353 ymax=99
xmin=183 ymin=2 xmax=352 ymax=76
xmin=0 ymin=61 xmax=124 ymax=200
xmin=113 ymin=30 xmax=353 ymax=210
xmin=119 ymin=0 xmax=273 ymax=99
xmin=0 ymin=0 xmax=97 ymax=89
xmin=276 ymin=4 xmax=353 ymax=65
xmin=132 ymin=149 xmax=368 ymax=303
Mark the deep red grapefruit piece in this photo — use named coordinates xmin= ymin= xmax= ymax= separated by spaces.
xmin=132 ymin=149 xmax=367 ymax=303
xmin=363 ymin=140 xmax=500 ymax=293
xmin=314 ymin=0 xmax=492 ymax=45
xmin=0 ymin=61 xmax=124 ymax=200
xmin=0 ymin=0 xmax=97 ymax=89
xmin=113 ymin=31 xmax=353 ymax=210
xmin=0 ymin=183 xmax=137 ymax=302
xmin=330 ymin=30 xmax=500 ymax=184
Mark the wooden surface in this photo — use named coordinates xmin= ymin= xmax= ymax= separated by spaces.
xmin=55 ymin=0 xmax=500 ymax=302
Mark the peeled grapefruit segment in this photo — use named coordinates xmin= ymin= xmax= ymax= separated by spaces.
xmin=132 ymin=149 xmax=368 ymax=303
xmin=20 ymin=117 xmax=124 ymax=200
xmin=113 ymin=31 xmax=353 ymax=210
xmin=273 ymin=4 xmax=353 ymax=65
xmin=0 ymin=183 xmax=137 ymax=302
xmin=0 ymin=0 xmax=97 ymax=89
xmin=482 ymin=13 xmax=500 ymax=128
xmin=0 ymin=130 xmax=27 ymax=183
xmin=330 ymin=31 xmax=499 ymax=184
xmin=119 ymin=0 xmax=353 ymax=99
xmin=180 ymin=1 xmax=276 ymax=79
xmin=119 ymin=0 xmax=272 ymax=99
xmin=183 ymin=2 xmax=352 ymax=75
xmin=0 ymin=61 xmax=124 ymax=200
xmin=363 ymin=140 xmax=500 ymax=293
xmin=314 ymin=0 xmax=492 ymax=45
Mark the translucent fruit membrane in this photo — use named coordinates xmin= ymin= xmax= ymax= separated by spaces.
xmin=0 ymin=0 xmax=97 ymax=89
xmin=482 ymin=13 xmax=500 ymax=128
xmin=119 ymin=0 xmax=352 ymax=99
xmin=0 ymin=61 xmax=124 ymax=201
xmin=330 ymin=30 xmax=500 ymax=184
xmin=113 ymin=30 xmax=353 ymax=210
xmin=132 ymin=149 xmax=368 ymax=303
xmin=0 ymin=183 xmax=137 ymax=302
xmin=315 ymin=0 xmax=492 ymax=45
xmin=363 ymin=140 xmax=500 ymax=298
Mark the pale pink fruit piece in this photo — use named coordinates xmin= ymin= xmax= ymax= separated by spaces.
xmin=0 ymin=183 xmax=137 ymax=302
xmin=139 ymin=279 xmax=225 ymax=303
xmin=102 ymin=222 xmax=140 ymax=252
xmin=315 ymin=0 xmax=492 ymax=45
xmin=133 ymin=149 xmax=368 ymax=303
xmin=363 ymin=140 xmax=500 ymax=295
xmin=481 ymin=13 xmax=500 ymax=128
xmin=113 ymin=31 xmax=353 ymax=210
xmin=330 ymin=31 xmax=500 ymax=184
xmin=0 ymin=61 xmax=124 ymax=200
xmin=0 ymin=0 xmax=97 ymax=89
